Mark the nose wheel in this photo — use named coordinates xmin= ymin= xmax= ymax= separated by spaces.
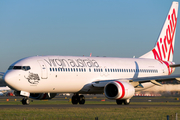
xmin=22 ymin=97 xmax=30 ymax=105
xmin=71 ymin=94 xmax=85 ymax=105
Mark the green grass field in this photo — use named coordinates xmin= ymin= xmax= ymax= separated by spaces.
xmin=0 ymin=107 xmax=179 ymax=120
xmin=0 ymin=97 xmax=180 ymax=119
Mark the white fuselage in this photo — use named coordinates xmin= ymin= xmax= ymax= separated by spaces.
xmin=4 ymin=56 xmax=172 ymax=94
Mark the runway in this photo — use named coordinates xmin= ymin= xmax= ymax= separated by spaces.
xmin=0 ymin=95 xmax=180 ymax=108
xmin=0 ymin=104 xmax=180 ymax=109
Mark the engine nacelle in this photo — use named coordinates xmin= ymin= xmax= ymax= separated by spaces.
xmin=104 ymin=81 xmax=135 ymax=100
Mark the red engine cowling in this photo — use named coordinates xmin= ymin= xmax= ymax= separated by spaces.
xmin=104 ymin=81 xmax=135 ymax=100
xmin=30 ymin=93 xmax=57 ymax=100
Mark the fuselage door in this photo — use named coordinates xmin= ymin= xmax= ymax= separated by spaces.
xmin=38 ymin=60 xmax=48 ymax=79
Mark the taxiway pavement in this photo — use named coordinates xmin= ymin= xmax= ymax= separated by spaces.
xmin=0 ymin=95 xmax=179 ymax=108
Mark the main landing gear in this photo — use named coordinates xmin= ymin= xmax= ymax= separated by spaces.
xmin=116 ymin=99 xmax=130 ymax=105
xmin=71 ymin=94 xmax=85 ymax=105
xmin=21 ymin=97 xmax=30 ymax=105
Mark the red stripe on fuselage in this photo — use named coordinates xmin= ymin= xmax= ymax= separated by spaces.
xmin=116 ymin=81 xmax=125 ymax=99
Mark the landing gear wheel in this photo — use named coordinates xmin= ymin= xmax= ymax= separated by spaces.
xmin=22 ymin=98 xmax=30 ymax=105
xmin=79 ymin=95 xmax=85 ymax=104
xmin=124 ymin=99 xmax=130 ymax=105
xmin=116 ymin=99 xmax=123 ymax=105
xmin=71 ymin=94 xmax=86 ymax=105
xmin=72 ymin=94 xmax=79 ymax=104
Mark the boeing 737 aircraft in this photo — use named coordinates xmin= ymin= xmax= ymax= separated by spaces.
xmin=1 ymin=2 xmax=180 ymax=105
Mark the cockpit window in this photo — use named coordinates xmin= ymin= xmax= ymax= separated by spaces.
xmin=8 ymin=66 xmax=31 ymax=71
xmin=13 ymin=66 xmax=22 ymax=70
xmin=8 ymin=66 xmax=14 ymax=70
xmin=22 ymin=66 xmax=31 ymax=71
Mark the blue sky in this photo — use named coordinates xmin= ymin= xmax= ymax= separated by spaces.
xmin=0 ymin=0 xmax=180 ymax=74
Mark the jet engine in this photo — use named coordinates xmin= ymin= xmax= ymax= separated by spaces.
xmin=104 ymin=81 xmax=135 ymax=100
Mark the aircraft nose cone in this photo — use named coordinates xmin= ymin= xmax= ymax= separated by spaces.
xmin=3 ymin=72 xmax=14 ymax=86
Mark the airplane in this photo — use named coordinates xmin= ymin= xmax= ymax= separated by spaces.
xmin=2 ymin=1 xmax=180 ymax=105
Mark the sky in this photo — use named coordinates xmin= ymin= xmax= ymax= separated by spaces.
xmin=0 ymin=0 xmax=180 ymax=74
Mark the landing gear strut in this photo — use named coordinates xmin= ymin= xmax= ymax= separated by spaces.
xmin=116 ymin=99 xmax=130 ymax=105
xmin=22 ymin=97 xmax=30 ymax=105
xmin=71 ymin=94 xmax=85 ymax=105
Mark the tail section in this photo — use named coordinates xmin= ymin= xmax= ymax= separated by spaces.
xmin=140 ymin=2 xmax=178 ymax=62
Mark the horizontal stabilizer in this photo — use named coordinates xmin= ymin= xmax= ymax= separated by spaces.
xmin=169 ymin=64 xmax=180 ymax=67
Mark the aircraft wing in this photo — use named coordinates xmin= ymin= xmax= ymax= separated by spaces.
xmin=0 ymin=72 xmax=7 ymax=87
xmin=132 ymin=74 xmax=180 ymax=82
xmin=92 ymin=74 xmax=180 ymax=88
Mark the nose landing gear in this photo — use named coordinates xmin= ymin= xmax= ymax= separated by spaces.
xmin=21 ymin=97 xmax=30 ymax=105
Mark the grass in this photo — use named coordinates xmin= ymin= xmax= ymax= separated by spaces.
xmin=0 ymin=106 xmax=179 ymax=119
xmin=0 ymin=97 xmax=180 ymax=119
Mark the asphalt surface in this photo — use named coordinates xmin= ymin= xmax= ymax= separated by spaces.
xmin=0 ymin=104 xmax=180 ymax=109
xmin=0 ymin=95 xmax=180 ymax=108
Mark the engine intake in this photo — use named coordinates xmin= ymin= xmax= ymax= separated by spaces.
xmin=104 ymin=81 xmax=135 ymax=100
